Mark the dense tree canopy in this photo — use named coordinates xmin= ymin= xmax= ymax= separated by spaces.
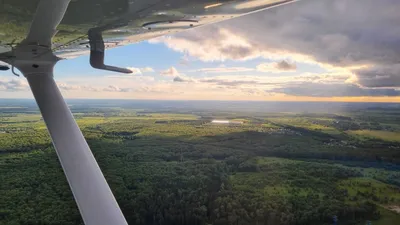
xmin=1 ymin=102 xmax=400 ymax=225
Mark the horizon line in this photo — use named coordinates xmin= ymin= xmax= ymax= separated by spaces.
xmin=1 ymin=98 xmax=400 ymax=104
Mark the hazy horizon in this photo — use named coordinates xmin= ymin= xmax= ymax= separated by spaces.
xmin=2 ymin=98 xmax=399 ymax=114
xmin=2 ymin=98 xmax=400 ymax=104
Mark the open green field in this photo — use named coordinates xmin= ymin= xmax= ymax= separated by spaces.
xmin=338 ymin=177 xmax=400 ymax=207
xmin=267 ymin=117 xmax=342 ymax=135
xmin=347 ymin=130 xmax=400 ymax=142
xmin=1 ymin=101 xmax=400 ymax=225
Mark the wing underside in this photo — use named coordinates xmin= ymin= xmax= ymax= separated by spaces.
xmin=0 ymin=0 xmax=298 ymax=59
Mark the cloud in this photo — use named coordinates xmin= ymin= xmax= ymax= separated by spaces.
xmin=57 ymin=82 xmax=101 ymax=92
xmin=141 ymin=67 xmax=155 ymax=72
xmin=103 ymin=85 xmax=133 ymax=92
xmin=273 ymin=83 xmax=400 ymax=97
xmin=354 ymin=64 xmax=400 ymax=88
xmin=151 ymin=0 xmax=400 ymax=90
xmin=170 ymin=71 xmax=400 ymax=98
xmin=104 ymin=75 xmax=156 ymax=82
xmin=160 ymin=67 xmax=180 ymax=76
xmin=0 ymin=79 xmax=29 ymax=91
xmin=172 ymin=75 xmax=277 ymax=87
xmin=199 ymin=78 xmax=266 ymax=86
xmin=57 ymin=82 xmax=136 ymax=93
xmin=150 ymin=26 xmax=313 ymax=63
xmin=173 ymin=76 xmax=194 ymax=83
xmin=179 ymin=55 xmax=190 ymax=66
xmin=285 ymin=72 xmax=351 ymax=84
xmin=257 ymin=60 xmax=297 ymax=73
xmin=275 ymin=60 xmax=297 ymax=71
xmin=193 ymin=63 xmax=296 ymax=74
xmin=222 ymin=0 xmax=400 ymax=67
xmin=150 ymin=28 xmax=260 ymax=62
xmin=196 ymin=67 xmax=254 ymax=73
xmin=126 ymin=67 xmax=142 ymax=75
xmin=58 ymin=83 xmax=82 ymax=91
xmin=125 ymin=67 xmax=155 ymax=75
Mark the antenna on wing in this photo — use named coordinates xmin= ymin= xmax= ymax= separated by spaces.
xmin=88 ymin=28 xmax=132 ymax=74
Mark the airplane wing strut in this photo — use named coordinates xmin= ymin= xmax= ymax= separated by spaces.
xmin=0 ymin=1 xmax=129 ymax=225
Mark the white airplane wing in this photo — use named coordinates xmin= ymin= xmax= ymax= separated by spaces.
xmin=0 ymin=0 xmax=298 ymax=59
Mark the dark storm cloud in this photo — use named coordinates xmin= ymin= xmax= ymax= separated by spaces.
xmin=226 ymin=0 xmax=400 ymax=66
xmin=227 ymin=0 xmax=400 ymax=87
xmin=355 ymin=64 xmax=400 ymax=88
xmin=157 ymin=0 xmax=400 ymax=91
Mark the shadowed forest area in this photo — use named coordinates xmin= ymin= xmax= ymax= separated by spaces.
xmin=1 ymin=100 xmax=400 ymax=225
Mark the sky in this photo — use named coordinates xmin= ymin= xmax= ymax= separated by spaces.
xmin=1 ymin=0 xmax=400 ymax=102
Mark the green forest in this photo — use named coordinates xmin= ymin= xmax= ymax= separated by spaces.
xmin=1 ymin=101 xmax=400 ymax=225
